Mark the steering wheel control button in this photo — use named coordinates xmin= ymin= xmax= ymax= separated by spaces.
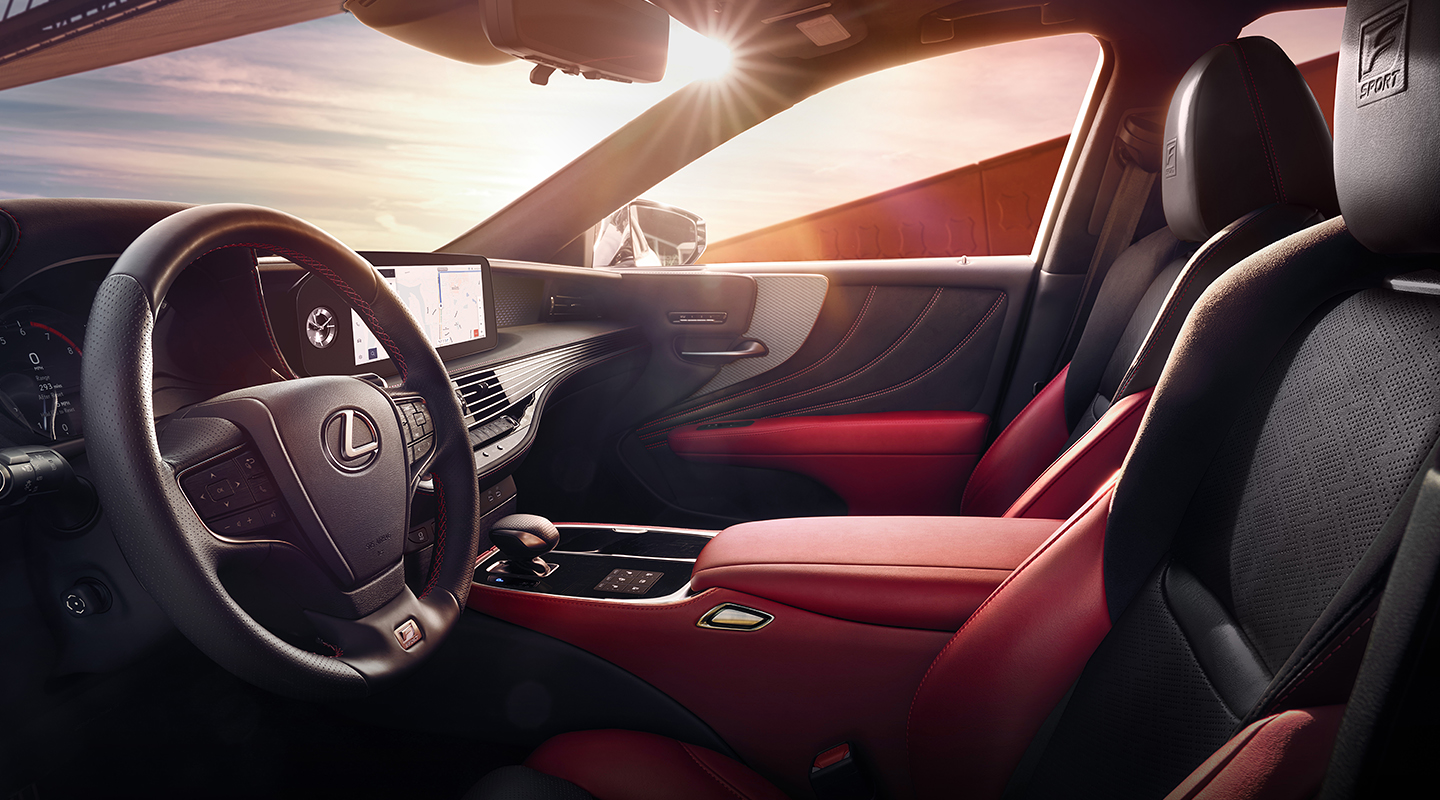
xmin=397 ymin=400 xmax=432 ymax=438
xmin=180 ymin=449 xmax=291 ymax=536
xmin=595 ymin=568 xmax=662 ymax=594
xmin=321 ymin=408 xmax=381 ymax=472
xmin=213 ymin=503 xmax=286 ymax=536
xmin=407 ymin=434 xmax=435 ymax=464
xmin=697 ymin=604 xmax=775 ymax=631
xmin=207 ymin=477 xmax=238 ymax=500
xmin=236 ymin=450 xmax=265 ymax=478
xmin=249 ymin=475 xmax=277 ymax=502
xmin=182 ymin=459 xmax=254 ymax=518
xmin=394 ymin=618 xmax=423 ymax=650
xmin=405 ymin=522 xmax=433 ymax=553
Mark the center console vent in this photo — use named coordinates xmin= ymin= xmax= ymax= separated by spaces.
xmin=452 ymin=329 xmax=643 ymax=434
xmin=456 ymin=369 xmax=506 ymax=425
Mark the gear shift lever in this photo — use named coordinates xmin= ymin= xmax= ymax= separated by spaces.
xmin=488 ymin=514 xmax=561 ymax=576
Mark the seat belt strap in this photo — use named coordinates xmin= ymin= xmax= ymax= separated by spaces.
xmin=1048 ymin=159 xmax=1155 ymax=377
xmin=1318 ymin=451 xmax=1440 ymax=798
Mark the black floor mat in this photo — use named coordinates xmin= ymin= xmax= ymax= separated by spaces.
xmin=12 ymin=644 xmax=522 ymax=799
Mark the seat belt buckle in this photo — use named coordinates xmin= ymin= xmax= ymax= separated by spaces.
xmin=809 ymin=742 xmax=874 ymax=800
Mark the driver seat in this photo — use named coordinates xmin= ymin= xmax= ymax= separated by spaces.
xmin=467 ymin=3 xmax=1440 ymax=797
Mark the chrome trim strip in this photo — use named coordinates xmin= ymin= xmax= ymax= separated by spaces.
xmin=553 ymin=522 xmax=720 ymax=538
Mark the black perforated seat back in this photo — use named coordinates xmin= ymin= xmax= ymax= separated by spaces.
xmin=1012 ymin=245 xmax=1440 ymax=796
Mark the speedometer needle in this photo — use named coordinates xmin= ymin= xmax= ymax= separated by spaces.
xmin=42 ymin=389 xmax=59 ymax=440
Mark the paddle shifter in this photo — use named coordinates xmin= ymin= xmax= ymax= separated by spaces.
xmin=488 ymin=513 xmax=561 ymax=576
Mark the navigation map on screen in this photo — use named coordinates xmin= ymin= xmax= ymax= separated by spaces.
xmin=353 ymin=265 xmax=488 ymax=366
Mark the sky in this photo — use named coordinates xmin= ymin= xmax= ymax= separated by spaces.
xmin=0 ymin=7 xmax=1345 ymax=251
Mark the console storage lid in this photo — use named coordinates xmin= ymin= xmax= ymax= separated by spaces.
xmin=691 ymin=516 xmax=1063 ymax=632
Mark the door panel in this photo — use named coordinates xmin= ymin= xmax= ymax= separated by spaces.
xmin=617 ymin=256 xmax=1035 ymax=524
xmin=692 ymin=273 xmax=829 ymax=395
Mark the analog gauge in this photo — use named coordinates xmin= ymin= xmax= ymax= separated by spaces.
xmin=0 ymin=312 xmax=85 ymax=441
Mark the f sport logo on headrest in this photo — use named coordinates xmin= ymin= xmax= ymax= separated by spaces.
xmin=1358 ymin=1 xmax=1409 ymax=107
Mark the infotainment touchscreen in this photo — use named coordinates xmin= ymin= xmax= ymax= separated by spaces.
xmin=352 ymin=265 xmax=488 ymax=366
xmin=294 ymin=254 xmax=499 ymax=378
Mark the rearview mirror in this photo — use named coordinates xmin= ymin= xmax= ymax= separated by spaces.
xmin=482 ymin=0 xmax=669 ymax=84
xmin=590 ymin=200 xmax=707 ymax=268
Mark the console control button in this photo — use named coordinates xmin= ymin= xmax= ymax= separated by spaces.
xmin=595 ymin=568 xmax=662 ymax=594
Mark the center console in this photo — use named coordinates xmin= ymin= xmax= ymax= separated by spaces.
xmin=467 ymin=509 xmax=1068 ymax=799
xmin=475 ymin=521 xmax=713 ymax=601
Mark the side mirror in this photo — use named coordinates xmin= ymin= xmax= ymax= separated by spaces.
xmin=590 ymin=199 xmax=707 ymax=268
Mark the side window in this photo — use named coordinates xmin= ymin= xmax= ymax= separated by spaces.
xmin=649 ymin=34 xmax=1102 ymax=263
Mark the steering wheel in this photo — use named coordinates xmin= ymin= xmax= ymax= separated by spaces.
xmin=82 ymin=204 xmax=482 ymax=699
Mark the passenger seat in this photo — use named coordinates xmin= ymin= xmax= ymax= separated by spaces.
xmin=959 ymin=35 xmax=1338 ymax=518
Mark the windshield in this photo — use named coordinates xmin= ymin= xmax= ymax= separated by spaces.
xmin=0 ymin=6 xmax=1344 ymax=256
xmin=0 ymin=13 xmax=730 ymax=251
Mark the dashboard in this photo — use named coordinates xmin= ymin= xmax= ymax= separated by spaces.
xmin=292 ymin=256 xmax=500 ymax=378
xmin=0 ymin=203 xmax=644 ymax=495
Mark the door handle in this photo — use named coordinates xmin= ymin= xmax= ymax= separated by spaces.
xmin=680 ymin=339 xmax=769 ymax=359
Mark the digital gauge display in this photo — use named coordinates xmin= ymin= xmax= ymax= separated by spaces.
xmin=0 ymin=312 xmax=84 ymax=441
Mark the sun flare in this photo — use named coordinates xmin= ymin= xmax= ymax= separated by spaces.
xmin=667 ymin=25 xmax=734 ymax=82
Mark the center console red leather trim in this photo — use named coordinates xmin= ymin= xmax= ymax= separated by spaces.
xmin=909 ymin=480 xmax=1116 ymax=799
xmin=467 ymin=584 xmax=951 ymax=799
xmin=1003 ymin=387 xmax=1153 ymax=519
xmin=668 ymin=411 xmax=990 ymax=515
xmin=691 ymin=516 xmax=1062 ymax=631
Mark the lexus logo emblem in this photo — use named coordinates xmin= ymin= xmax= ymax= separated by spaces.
xmin=322 ymin=409 xmax=380 ymax=472
xmin=307 ymin=306 xmax=337 ymax=349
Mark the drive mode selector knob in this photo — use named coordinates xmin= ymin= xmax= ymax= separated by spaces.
xmin=488 ymin=514 xmax=560 ymax=574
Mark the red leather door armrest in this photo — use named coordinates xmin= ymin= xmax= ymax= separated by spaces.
xmin=668 ymin=411 xmax=991 ymax=515
xmin=692 ymin=515 xmax=1063 ymax=631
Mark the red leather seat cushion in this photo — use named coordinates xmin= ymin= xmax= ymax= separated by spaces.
xmin=526 ymin=729 xmax=788 ymax=800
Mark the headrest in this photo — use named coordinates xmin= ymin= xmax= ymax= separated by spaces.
xmin=1336 ymin=0 xmax=1440 ymax=253
xmin=1162 ymin=36 xmax=1338 ymax=242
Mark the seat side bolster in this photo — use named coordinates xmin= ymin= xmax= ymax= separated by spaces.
xmin=908 ymin=481 xmax=1115 ymax=798
xmin=961 ymin=364 xmax=1072 ymax=516
xmin=1162 ymin=706 xmax=1345 ymax=800
xmin=1004 ymin=388 xmax=1152 ymax=519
